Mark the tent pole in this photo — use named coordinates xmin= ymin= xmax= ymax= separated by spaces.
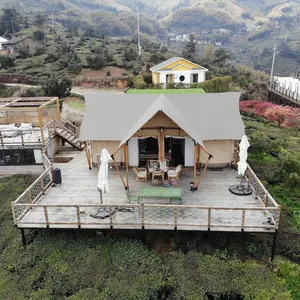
xmin=124 ymin=142 xmax=129 ymax=188
xmin=197 ymin=144 xmax=201 ymax=170
xmin=84 ymin=143 xmax=92 ymax=170
xmin=234 ymin=140 xmax=240 ymax=168
xmin=193 ymin=143 xmax=197 ymax=188
xmin=159 ymin=128 xmax=165 ymax=161
xmin=196 ymin=154 xmax=213 ymax=190
xmin=111 ymin=152 xmax=127 ymax=190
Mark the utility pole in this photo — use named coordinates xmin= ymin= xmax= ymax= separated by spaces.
xmin=136 ymin=1 xmax=141 ymax=56
xmin=270 ymin=45 xmax=277 ymax=87
xmin=165 ymin=28 xmax=168 ymax=48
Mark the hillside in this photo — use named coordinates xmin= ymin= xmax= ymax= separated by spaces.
xmin=1 ymin=0 xmax=300 ymax=74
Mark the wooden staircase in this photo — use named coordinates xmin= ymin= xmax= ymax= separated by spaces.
xmin=55 ymin=127 xmax=83 ymax=150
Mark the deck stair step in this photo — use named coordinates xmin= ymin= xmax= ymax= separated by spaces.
xmin=54 ymin=125 xmax=83 ymax=151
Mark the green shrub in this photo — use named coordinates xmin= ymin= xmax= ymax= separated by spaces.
xmin=133 ymin=75 xmax=147 ymax=89
xmin=25 ymin=87 xmax=45 ymax=97
xmin=166 ymin=82 xmax=176 ymax=89
xmin=43 ymin=75 xmax=72 ymax=98
xmin=106 ymin=70 xmax=111 ymax=76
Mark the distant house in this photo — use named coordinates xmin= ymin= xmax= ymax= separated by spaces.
xmin=0 ymin=37 xmax=8 ymax=50
xmin=1 ymin=36 xmax=34 ymax=53
xmin=150 ymin=57 xmax=208 ymax=86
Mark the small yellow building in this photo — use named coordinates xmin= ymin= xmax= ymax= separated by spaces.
xmin=150 ymin=57 xmax=208 ymax=86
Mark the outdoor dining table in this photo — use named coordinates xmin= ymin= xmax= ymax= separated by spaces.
xmin=140 ymin=187 xmax=183 ymax=205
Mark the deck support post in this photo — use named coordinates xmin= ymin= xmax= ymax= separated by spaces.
xmin=20 ymin=229 xmax=26 ymax=247
xmin=271 ymin=230 xmax=278 ymax=261
xmin=124 ymin=142 xmax=129 ymax=189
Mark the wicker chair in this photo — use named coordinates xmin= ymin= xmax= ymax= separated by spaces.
xmin=158 ymin=159 xmax=169 ymax=172
xmin=147 ymin=160 xmax=158 ymax=175
xmin=167 ymin=165 xmax=182 ymax=182
xmin=133 ymin=166 xmax=147 ymax=181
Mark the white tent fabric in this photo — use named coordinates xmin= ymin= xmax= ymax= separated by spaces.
xmin=80 ymin=93 xmax=245 ymax=146
xmin=97 ymin=149 xmax=112 ymax=194
xmin=237 ymin=135 xmax=250 ymax=176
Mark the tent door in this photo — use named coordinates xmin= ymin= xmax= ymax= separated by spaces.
xmin=128 ymin=139 xmax=139 ymax=166
xmin=184 ymin=137 xmax=194 ymax=167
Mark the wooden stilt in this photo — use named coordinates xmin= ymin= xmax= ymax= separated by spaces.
xmin=271 ymin=230 xmax=278 ymax=261
xmin=124 ymin=143 xmax=129 ymax=189
xmin=20 ymin=229 xmax=26 ymax=247
xmin=193 ymin=143 xmax=197 ymax=188
xmin=196 ymin=154 xmax=213 ymax=190
xmin=84 ymin=143 xmax=92 ymax=170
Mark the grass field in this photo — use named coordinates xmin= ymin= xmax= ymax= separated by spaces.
xmin=127 ymin=88 xmax=206 ymax=94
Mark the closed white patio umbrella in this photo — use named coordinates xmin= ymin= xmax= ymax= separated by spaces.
xmin=237 ymin=135 xmax=250 ymax=177
xmin=229 ymin=135 xmax=252 ymax=195
xmin=97 ymin=148 xmax=112 ymax=204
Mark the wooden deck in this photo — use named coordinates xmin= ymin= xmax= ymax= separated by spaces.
xmin=12 ymin=152 xmax=280 ymax=232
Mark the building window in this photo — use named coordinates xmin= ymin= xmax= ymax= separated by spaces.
xmin=192 ymin=74 xmax=198 ymax=83
xmin=179 ymin=75 xmax=185 ymax=82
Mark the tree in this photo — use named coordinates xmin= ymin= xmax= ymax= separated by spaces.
xmin=202 ymin=76 xmax=232 ymax=93
xmin=150 ymin=52 xmax=165 ymax=64
xmin=203 ymin=44 xmax=216 ymax=64
xmin=35 ymin=14 xmax=47 ymax=26
xmin=133 ymin=75 xmax=147 ymax=89
xmin=213 ymin=48 xmax=231 ymax=68
xmin=0 ymin=55 xmax=15 ymax=69
xmin=0 ymin=8 xmax=21 ymax=36
xmin=43 ymin=76 xmax=72 ymax=98
xmin=182 ymin=34 xmax=196 ymax=61
xmin=263 ymin=106 xmax=293 ymax=127
xmin=124 ymin=47 xmax=137 ymax=61
xmin=33 ymin=30 xmax=45 ymax=41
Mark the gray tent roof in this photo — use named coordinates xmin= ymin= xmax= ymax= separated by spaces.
xmin=80 ymin=92 xmax=245 ymax=148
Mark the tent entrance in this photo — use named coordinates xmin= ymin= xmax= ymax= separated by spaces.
xmin=138 ymin=137 xmax=158 ymax=166
xmin=165 ymin=137 xmax=185 ymax=166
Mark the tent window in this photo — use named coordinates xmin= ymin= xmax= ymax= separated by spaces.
xmin=139 ymin=137 xmax=158 ymax=165
xmin=192 ymin=74 xmax=198 ymax=83
xmin=179 ymin=75 xmax=185 ymax=82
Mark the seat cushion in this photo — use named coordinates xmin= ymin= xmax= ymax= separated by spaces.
xmin=137 ymin=172 xmax=147 ymax=177
xmin=168 ymin=170 xmax=176 ymax=176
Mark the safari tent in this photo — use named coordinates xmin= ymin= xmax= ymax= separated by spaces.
xmin=79 ymin=92 xmax=245 ymax=172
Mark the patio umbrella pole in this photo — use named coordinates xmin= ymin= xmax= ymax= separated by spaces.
xmin=100 ymin=189 xmax=103 ymax=204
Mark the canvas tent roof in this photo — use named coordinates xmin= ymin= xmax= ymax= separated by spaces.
xmin=79 ymin=92 xmax=245 ymax=149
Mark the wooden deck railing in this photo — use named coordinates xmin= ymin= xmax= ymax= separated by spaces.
xmin=11 ymin=164 xmax=281 ymax=232
xmin=245 ymin=164 xmax=279 ymax=208
xmin=11 ymin=152 xmax=53 ymax=224
xmin=11 ymin=203 xmax=280 ymax=231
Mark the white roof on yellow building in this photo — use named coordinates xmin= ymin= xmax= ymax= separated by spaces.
xmin=150 ymin=57 xmax=208 ymax=72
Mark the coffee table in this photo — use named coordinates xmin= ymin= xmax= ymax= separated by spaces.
xmin=152 ymin=170 xmax=164 ymax=185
